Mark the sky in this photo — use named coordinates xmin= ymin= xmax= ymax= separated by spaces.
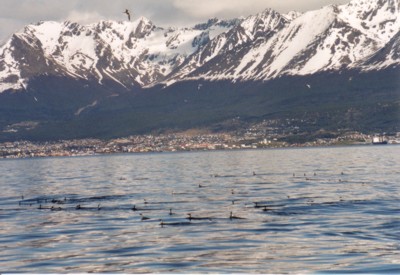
xmin=0 ymin=0 xmax=351 ymax=44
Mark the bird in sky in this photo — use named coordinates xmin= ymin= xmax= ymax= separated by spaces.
xmin=124 ymin=9 xmax=131 ymax=21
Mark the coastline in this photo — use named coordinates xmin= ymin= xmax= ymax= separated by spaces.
xmin=1 ymin=132 xmax=398 ymax=159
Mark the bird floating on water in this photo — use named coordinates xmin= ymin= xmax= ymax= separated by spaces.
xmin=51 ymin=206 xmax=62 ymax=211
xmin=229 ymin=212 xmax=245 ymax=220
xmin=186 ymin=213 xmax=211 ymax=221
xmin=262 ymin=206 xmax=271 ymax=212
xmin=160 ymin=219 xmax=191 ymax=228
xmin=140 ymin=213 xmax=150 ymax=221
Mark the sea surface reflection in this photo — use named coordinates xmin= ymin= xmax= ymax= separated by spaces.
xmin=0 ymin=145 xmax=399 ymax=273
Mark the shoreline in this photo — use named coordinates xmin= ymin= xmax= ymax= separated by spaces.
xmin=1 ymin=134 xmax=398 ymax=159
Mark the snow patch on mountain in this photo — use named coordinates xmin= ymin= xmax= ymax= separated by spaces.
xmin=338 ymin=0 xmax=400 ymax=44
xmin=269 ymin=6 xmax=337 ymax=76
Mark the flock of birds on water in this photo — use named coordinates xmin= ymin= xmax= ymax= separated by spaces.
xmin=12 ymin=170 xmax=368 ymax=229
xmin=17 ymin=193 xmax=250 ymax=228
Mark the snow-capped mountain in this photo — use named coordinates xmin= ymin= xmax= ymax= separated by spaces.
xmin=166 ymin=0 xmax=400 ymax=82
xmin=0 ymin=0 xmax=399 ymax=93
xmin=0 ymin=17 xmax=238 ymax=92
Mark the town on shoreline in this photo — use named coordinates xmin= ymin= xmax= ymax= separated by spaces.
xmin=1 ymin=130 xmax=399 ymax=159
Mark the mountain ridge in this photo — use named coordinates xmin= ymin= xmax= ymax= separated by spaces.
xmin=0 ymin=0 xmax=399 ymax=93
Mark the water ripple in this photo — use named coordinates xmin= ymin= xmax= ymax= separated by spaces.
xmin=0 ymin=146 xmax=399 ymax=273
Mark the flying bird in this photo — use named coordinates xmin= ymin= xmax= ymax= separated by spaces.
xmin=124 ymin=9 xmax=131 ymax=21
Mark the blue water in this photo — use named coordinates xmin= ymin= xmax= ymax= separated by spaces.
xmin=0 ymin=145 xmax=399 ymax=273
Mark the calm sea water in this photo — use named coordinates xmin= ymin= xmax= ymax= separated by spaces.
xmin=0 ymin=145 xmax=399 ymax=273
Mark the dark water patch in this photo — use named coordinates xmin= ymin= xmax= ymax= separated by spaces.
xmin=134 ymin=260 xmax=198 ymax=271
xmin=365 ymin=208 xmax=399 ymax=215
xmin=171 ymin=192 xmax=192 ymax=195
xmin=101 ymin=245 xmax=155 ymax=255
xmin=319 ymin=264 xmax=400 ymax=274
xmin=243 ymin=222 xmax=301 ymax=233
xmin=17 ymin=232 xmax=55 ymax=240
xmin=271 ymin=210 xmax=305 ymax=216
xmin=335 ymin=231 xmax=379 ymax=241
xmin=383 ymin=232 xmax=400 ymax=241
xmin=163 ymin=243 xmax=256 ymax=253
xmin=374 ymin=220 xmax=400 ymax=231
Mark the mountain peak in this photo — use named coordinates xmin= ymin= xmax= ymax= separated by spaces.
xmin=193 ymin=18 xmax=241 ymax=31
xmin=282 ymin=11 xmax=302 ymax=21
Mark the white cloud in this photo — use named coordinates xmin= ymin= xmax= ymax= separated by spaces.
xmin=172 ymin=0 xmax=267 ymax=19
xmin=172 ymin=0 xmax=350 ymax=19
xmin=65 ymin=11 xmax=106 ymax=25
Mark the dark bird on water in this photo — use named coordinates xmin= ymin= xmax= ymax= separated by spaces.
xmin=229 ymin=212 xmax=245 ymax=220
xmin=262 ymin=206 xmax=271 ymax=212
xmin=124 ymin=9 xmax=131 ymax=21
xmin=186 ymin=213 xmax=211 ymax=221
xmin=254 ymin=202 xmax=266 ymax=208
xmin=140 ymin=213 xmax=150 ymax=221
xmin=160 ymin=219 xmax=191 ymax=228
